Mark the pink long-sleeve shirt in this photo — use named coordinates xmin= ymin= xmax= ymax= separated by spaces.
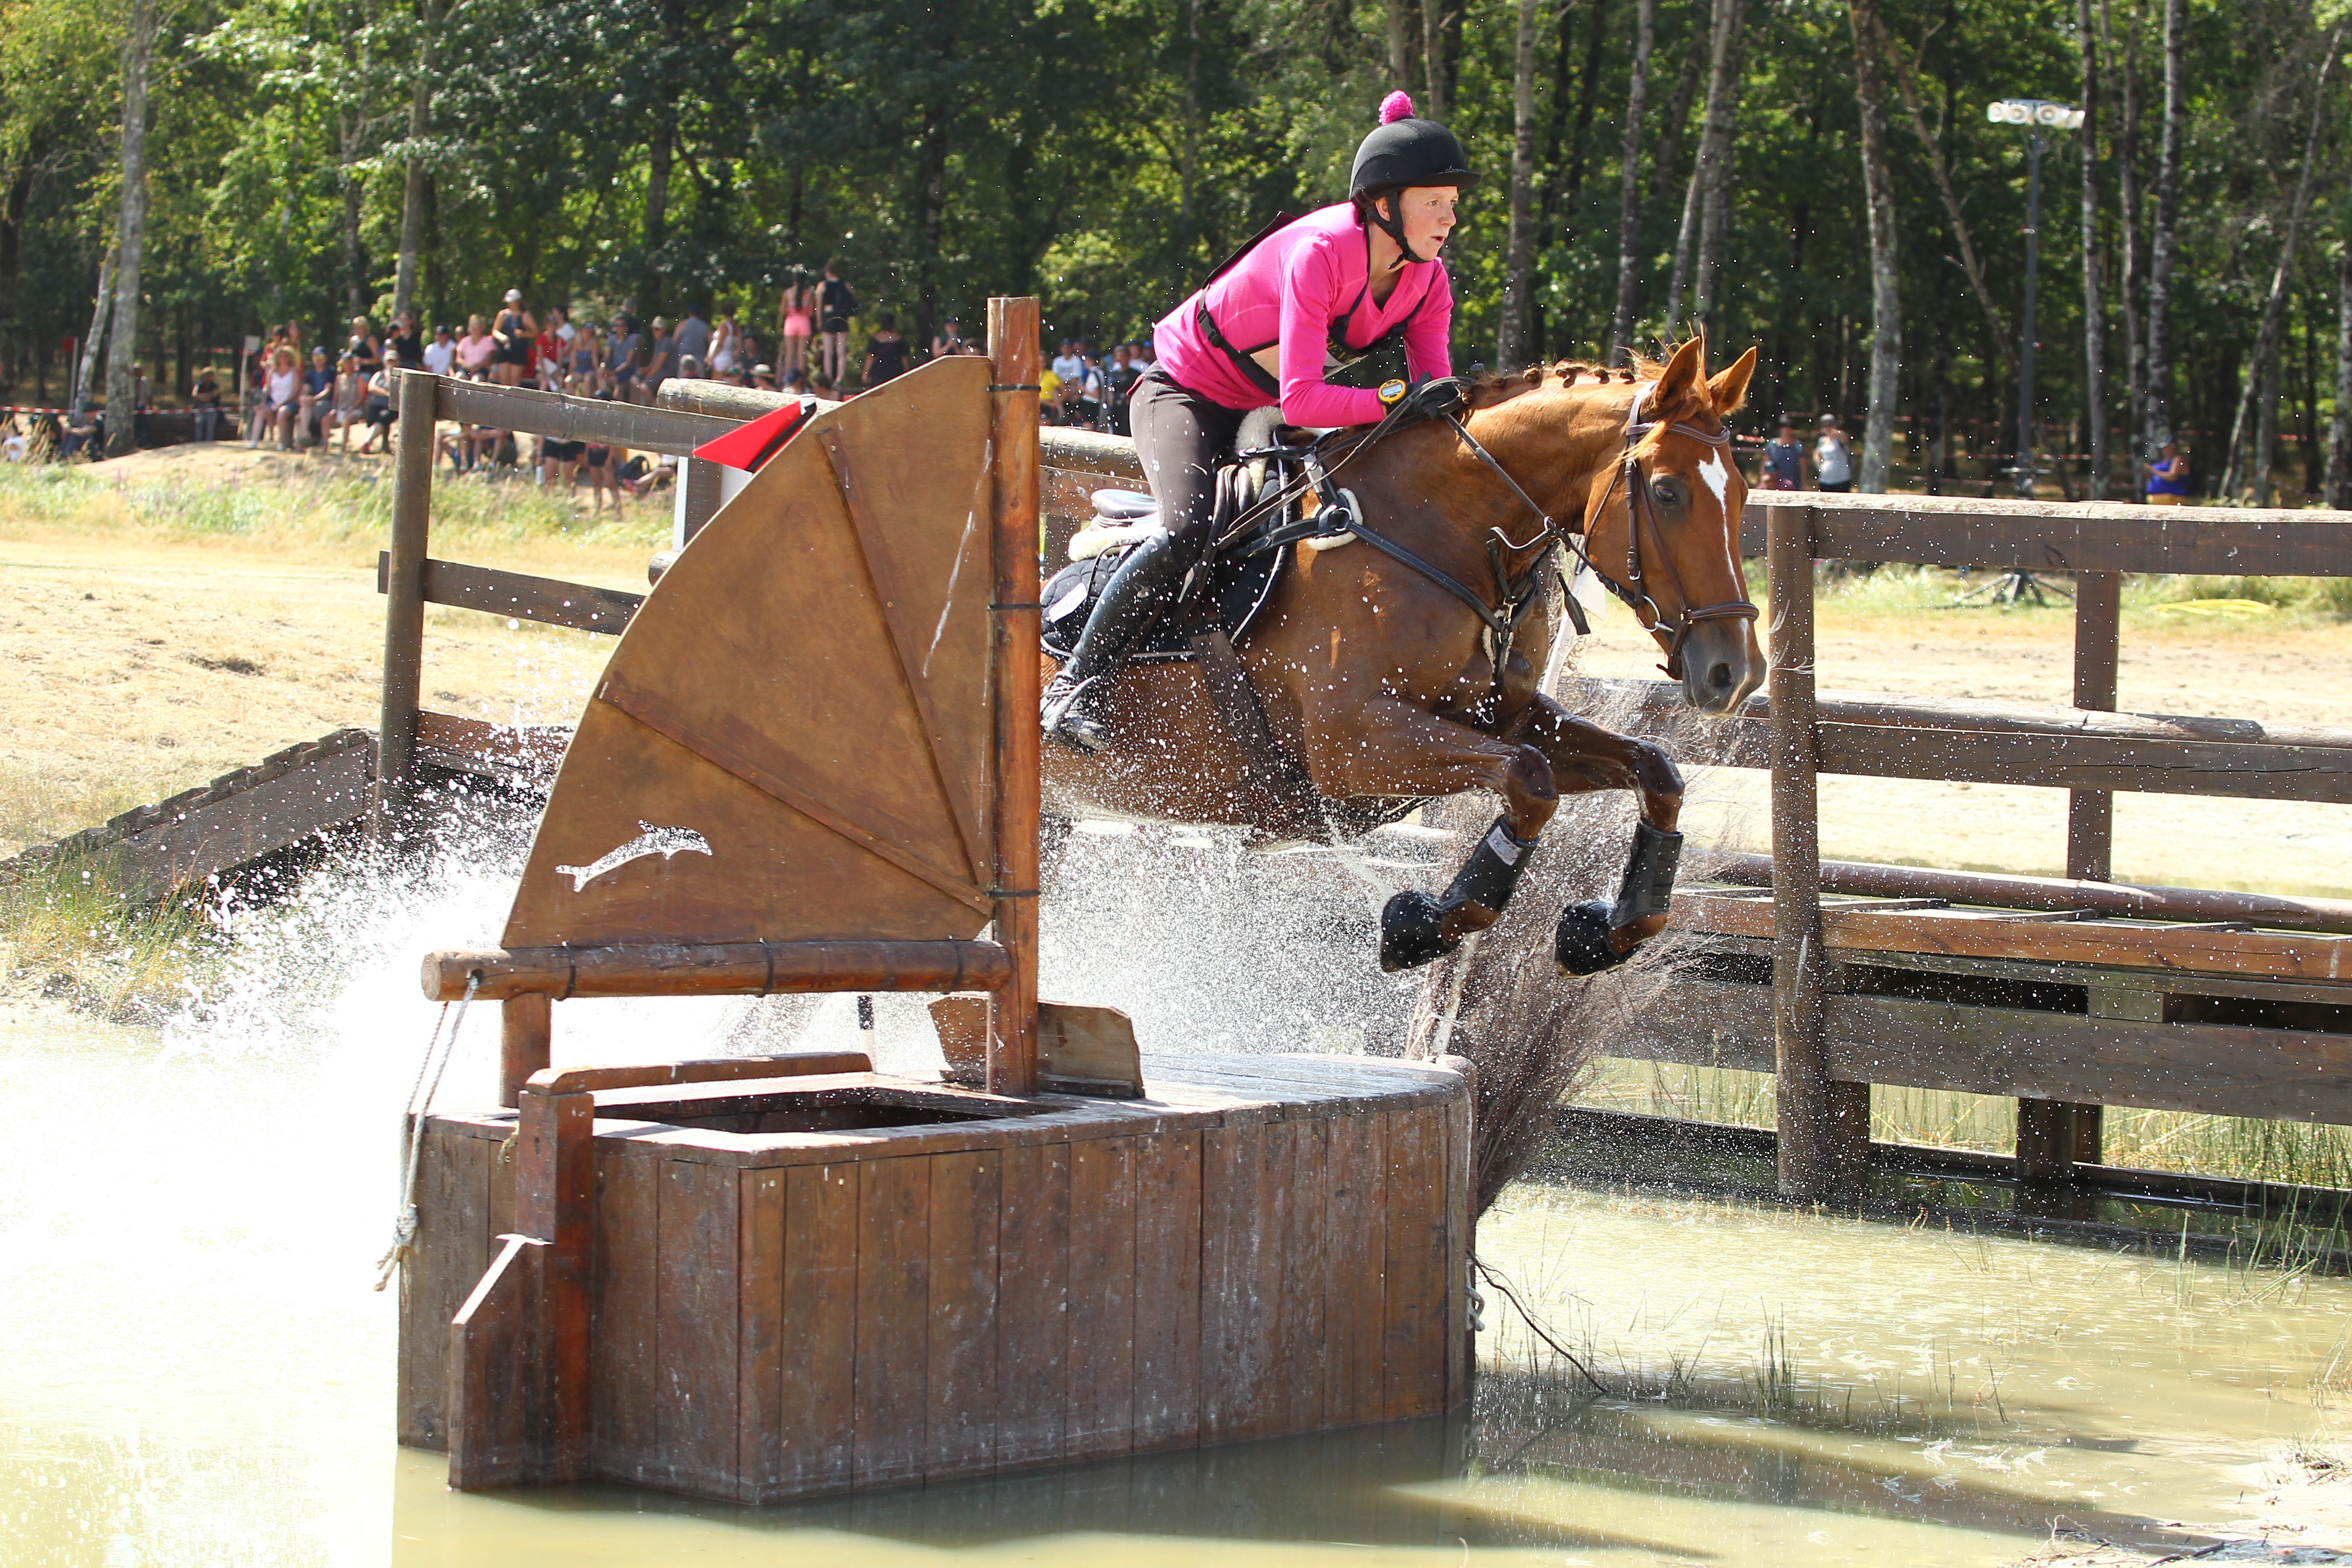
xmin=1152 ymin=203 xmax=1453 ymax=429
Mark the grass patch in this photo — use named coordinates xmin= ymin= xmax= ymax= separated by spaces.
xmin=0 ymin=848 xmax=220 ymax=1022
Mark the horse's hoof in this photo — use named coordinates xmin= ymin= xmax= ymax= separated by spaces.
xmin=1042 ymin=711 xmax=1110 ymax=754
xmin=1380 ymin=891 xmax=1459 ymax=972
xmin=1555 ymin=900 xmax=1627 ymax=976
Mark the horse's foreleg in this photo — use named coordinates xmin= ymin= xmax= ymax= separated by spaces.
xmin=1298 ymin=697 xmax=1558 ymax=970
xmin=1505 ymin=695 xmax=1687 ymax=974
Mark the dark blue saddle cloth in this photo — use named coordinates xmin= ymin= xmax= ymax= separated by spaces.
xmin=1040 ymin=540 xmax=1286 ymax=664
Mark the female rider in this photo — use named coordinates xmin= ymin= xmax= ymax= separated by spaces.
xmin=1041 ymin=92 xmax=1478 ymax=753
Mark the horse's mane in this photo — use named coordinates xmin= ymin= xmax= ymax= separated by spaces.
xmin=1463 ymin=353 xmax=1670 ymax=410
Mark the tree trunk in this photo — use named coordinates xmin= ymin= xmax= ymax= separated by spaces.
xmin=1848 ymin=0 xmax=1899 ymax=493
xmin=2078 ymin=0 xmax=2107 ymax=498
xmin=1689 ymin=0 xmax=1746 ymax=332
xmin=2144 ymin=0 xmax=2185 ymax=452
xmin=393 ymin=0 xmax=443 ymax=323
xmin=1660 ymin=0 xmax=1738 ymax=338
xmin=1648 ymin=33 xmax=1705 ymax=199
xmin=2219 ymin=25 xmax=2339 ymax=501
xmin=1499 ymin=0 xmax=1539 ymax=367
xmin=2328 ymin=244 xmax=2351 ymax=509
xmin=0 ymin=159 xmax=31 ymax=396
xmin=2104 ymin=0 xmax=2146 ymax=462
xmin=1608 ymin=0 xmax=1655 ymax=363
xmin=1384 ymin=0 xmax=1413 ymax=88
xmin=1419 ymin=0 xmax=1447 ymax=119
xmin=72 ymin=246 xmax=115 ymax=421
xmin=640 ymin=104 xmax=676 ymax=318
xmin=913 ymin=105 xmax=949 ymax=355
xmin=102 ymin=0 xmax=157 ymax=457
xmin=1877 ymin=21 xmax=2008 ymax=376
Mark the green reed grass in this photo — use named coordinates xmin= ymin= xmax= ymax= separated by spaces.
xmin=0 ymin=848 xmax=219 ymax=1021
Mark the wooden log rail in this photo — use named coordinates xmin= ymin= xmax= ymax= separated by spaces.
xmin=1732 ymin=495 xmax=2352 ymax=1200
xmin=421 ymin=939 xmax=1013 ymax=1003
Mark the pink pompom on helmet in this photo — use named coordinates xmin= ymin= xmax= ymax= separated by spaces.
xmin=1379 ymin=90 xmax=1416 ymax=124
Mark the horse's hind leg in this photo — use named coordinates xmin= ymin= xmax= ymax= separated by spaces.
xmin=1505 ymin=696 xmax=1687 ymax=975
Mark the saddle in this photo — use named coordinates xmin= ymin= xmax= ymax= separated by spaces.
xmin=1041 ymin=411 xmax=1354 ymax=665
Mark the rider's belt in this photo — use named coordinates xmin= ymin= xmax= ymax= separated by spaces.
xmin=1195 ymin=300 xmax=1282 ymax=400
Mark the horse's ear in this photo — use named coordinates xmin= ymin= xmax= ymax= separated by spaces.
xmin=1651 ymin=334 xmax=1707 ymax=413
xmin=1707 ymin=347 xmax=1758 ymax=417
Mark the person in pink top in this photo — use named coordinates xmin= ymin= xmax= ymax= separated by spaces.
xmin=1041 ymin=91 xmax=1478 ymax=753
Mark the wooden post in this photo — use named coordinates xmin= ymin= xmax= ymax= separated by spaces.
xmin=515 ymin=1078 xmax=593 ymax=1482
xmin=1769 ymin=504 xmax=1865 ymax=1198
xmin=2023 ymin=568 xmax=2123 ymax=1177
xmin=374 ymin=368 xmax=437 ymax=827
xmin=500 ymin=992 xmax=551 ymax=1108
xmin=678 ymin=455 xmax=723 ymax=545
xmin=986 ymin=297 xmax=1042 ymax=1097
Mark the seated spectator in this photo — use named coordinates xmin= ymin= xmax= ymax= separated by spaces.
xmin=643 ymin=317 xmax=679 ymax=399
xmin=190 ymin=365 xmax=224 ymax=443
xmin=60 ymin=409 xmax=103 ymax=460
xmin=752 ymin=362 xmax=779 ymax=391
xmin=250 ymin=345 xmax=302 ymax=449
xmin=533 ymin=313 xmax=565 ymax=391
xmin=932 ymin=317 xmax=965 ymax=359
xmin=299 ymin=347 xmax=336 ymax=449
xmin=2146 ymin=438 xmax=2191 ymax=506
xmin=357 ymin=353 xmax=399 ymax=455
xmin=456 ymin=315 xmax=497 ymax=380
xmin=421 ymin=324 xmax=456 ymax=378
xmin=1 ymin=416 xmax=26 ymax=462
xmin=605 ymin=313 xmax=642 ymax=400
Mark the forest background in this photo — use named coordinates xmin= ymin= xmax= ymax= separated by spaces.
xmin=2 ymin=0 xmax=2347 ymax=499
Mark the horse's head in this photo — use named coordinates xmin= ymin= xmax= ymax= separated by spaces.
xmin=1580 ymin=334 xmax=1762 ymax=714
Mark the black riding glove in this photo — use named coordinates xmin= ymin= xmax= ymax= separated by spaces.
xmin=1384 ymin=373 xmax=1470 ymax=422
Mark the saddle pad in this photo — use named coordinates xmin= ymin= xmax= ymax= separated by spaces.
xmin=1041 ymin=540 xmax=1286 ymax=665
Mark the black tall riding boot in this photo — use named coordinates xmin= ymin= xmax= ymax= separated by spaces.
xmin=1041 ymin=531 xmax=1188 ymax=753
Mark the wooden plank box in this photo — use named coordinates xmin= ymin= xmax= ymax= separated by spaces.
xmin=397 ymin=1053 xmax=1473 ymax=1505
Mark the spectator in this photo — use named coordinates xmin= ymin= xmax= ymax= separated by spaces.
xmin=299 ymin=347 xmax=335 ymax=449
xmin=644 ymin=316 xmax=680 ymax=397
xmin=324 ymin=354 xmax=367 ymax=453
xmin=605 ymin=312 xmax=643 ymax=400
xmin=542 ymin=422 xmax=585 ymax=497
xmin=1103 ymin=343 xmax=1141 ymax=437
xmin=357 ymin=352 xmax=398 ymax=454
xmin=1038 ymin=362 xmax=1063 ymax=424
xmin=861 ymin=311 xmax=909 ymax=388
xmin=675 ymin=304 xmax=711 ymax=372
xmin=250 ymin=344 xmax=302 ymax=449
xmin=421 ymin=324 xmax=457 ymax=378
xmin=1051 ymin=338 xmax=1085 ymax=386
xmin=752 ymin=362 xmax=779 ymax=391
xmin=533 ymin=311 xmax=565 ymax=391
xmin=1 ymin=416 xmax=25 ymax=462
xmin=1762 ymin=417 xmax=1806 ymax=491
xmin=387 ymin=310 xmax=423 ymax=372
xmin=2145 ymin=437 xmax=2191 ymax=506
xmin=1813 ymin=415 xmax=1853 ymax=494
xmin=61 ymin=408 xmax=103 ymax=460
xmin=810 ymin=370 xmax=838 ymax=400
xmin=1136 ymin=339 xmax=1158 ymax=375
xmin=345 ymin=316 xmax=381 ymax=377
xmin=932 ymin=316 xmax=965 ymax=360
xmin=491 ymin=290 xmax=535 ymax=387
xmin=567 ymin=323 xmax=601 ymax=392
xmin=456 ymin=315 xmax=498 ymax=380
xmin=710 ymin=311 xmax=740 ymax=377
xmin=190 ymin=365 xmax=224 ymax=443
xmin=582 ymin=392 xmax=620 ymax=513
xmin=778 ymin=269 xmax=814 ymax=376
xmin=817 ymin=259 xmax=856 ymax=384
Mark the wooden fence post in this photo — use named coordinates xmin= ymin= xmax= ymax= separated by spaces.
xmin=2023 ymin=568 xmax=2124 ymax=1178
xmin=374 ymin=369 xmax=437 ymax=827
xmin=678 ymin=455 xmax=724 ymax=546
xmin=500 ymin=992 xmax=551 ymax=1108
xmin=986 ymin=298 xmax=1042 ymax=1096
xmin=1769 ymin=503 xmax=1866 ymax=1198
xmin=515 ymin=1077 xmax=593 ymax=1482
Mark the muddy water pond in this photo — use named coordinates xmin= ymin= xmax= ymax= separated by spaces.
xmin=9 ymin=985 xmax=2352 ymax=1568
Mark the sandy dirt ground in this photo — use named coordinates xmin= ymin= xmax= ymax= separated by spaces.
xmin=3 ymin=448 xmax=2348 ymax=898
xmin=1998 ymin=1451 xmax=2352 ymax=1562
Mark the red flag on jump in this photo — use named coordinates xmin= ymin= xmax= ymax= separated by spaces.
xmin=691 ymin=395 xmax=817 ymax=474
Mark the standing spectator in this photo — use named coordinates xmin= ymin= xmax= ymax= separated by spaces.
xmin=931 ymin=316 xmax=965 ymax=360
xmin=1104 ymin=343 xmax=1142 ymax=437
xmin=777 ymin=270 xmax=813 ymax=376
xmin=542 ymin=420 xmax=585 ymax=496
xmin=674 ymin=303 xmax=711 ymax=372
xmin=710 ymin=311 xmax=740 ymax=377
xmin=605 ymin=312 xmax=643 ymax=400
xmin=817 ymin=259 xmax=856 ymax=384
xmin=1051 ymin=338 xmax=1085 ymax=386
xmin=1813 ymin=415 xmax=1853 ymax=494
xmin=190 ymin=365 xmax=224 ymax=443
xmin=344 ymin=316 xmax=381 ymax=377
xmin=860 ymin=311 xmax=909 ymax=388
xmin=457 ymin=315 xmax=498 ymax=379
xmin=490 ymin=291 xmax=534 ymax=387
xmin=2145 ymin=437 xmax=2191 ymax=506
xmin=644 ymin=316 xmax=680 ymax=398
xmin=1762 ymin=417 xmax=1807 ymax=491
xmin=250 ymin=345 xmax=301 ymax=449
xmin=299 ymin=346 xmax=335 ymax=448
xmin=1075 ymin=350 xmax=1104 ymax=429
xmin=421 ymin=323 xmax=456 ymax=378
xmin=387 ymin=310 xmax=423 ymax=373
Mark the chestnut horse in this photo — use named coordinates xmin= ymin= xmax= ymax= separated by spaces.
xmin=1042 ymin=333 xmax=1761 ymax=974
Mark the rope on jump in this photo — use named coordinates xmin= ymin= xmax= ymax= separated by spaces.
xmin=372 ymin=972 xmax=481 ymax=1291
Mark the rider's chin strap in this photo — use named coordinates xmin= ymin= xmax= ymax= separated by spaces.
xmin=1369 ymin=196 xmax=1428 ymax=266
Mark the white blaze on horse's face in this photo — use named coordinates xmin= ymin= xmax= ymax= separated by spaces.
xmin=1697 ymin=451 xmax=1729 ymax=511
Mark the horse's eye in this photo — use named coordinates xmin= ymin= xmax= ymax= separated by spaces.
xmin=1650 ymin=478 xmax=1684 ymax=510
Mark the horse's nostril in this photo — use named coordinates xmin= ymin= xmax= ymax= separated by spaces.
xmin=1707 ymin=660 xmax=1734 ymax=693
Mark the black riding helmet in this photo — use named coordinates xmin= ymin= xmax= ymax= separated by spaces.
xmin=1349 ymin=91 xmax=1478 ymax=263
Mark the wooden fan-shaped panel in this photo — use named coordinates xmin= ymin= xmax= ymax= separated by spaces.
xmin=503 ymin=356 xmax=997 ymax=947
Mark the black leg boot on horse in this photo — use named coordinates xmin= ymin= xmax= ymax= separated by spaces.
xmin=1041 ymin=530 xmax=1188 ymax=753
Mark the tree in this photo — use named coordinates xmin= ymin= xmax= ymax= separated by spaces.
xmin=2078 ymin=0 xmax=2108 ymax=498
xmin=392 ymin=0 xmax=442 ymax=323
xmin=1847 ymin=0 xmax=1899 ymax=493
xmin=1661 ymin=0 xmax=1741 ymax=337
xmin=101 ymin=0 xmax=157 ymax=456
xmin=2143 ymin=0 xmax=2185 ymax=453
xmin=1498 ymin=0 xmax=1538 ymax=367
xmin=2329 ymin=242 xmax=2352 ymax=508
xmin=1607 ymin=0 xmax=1652 ymax=363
